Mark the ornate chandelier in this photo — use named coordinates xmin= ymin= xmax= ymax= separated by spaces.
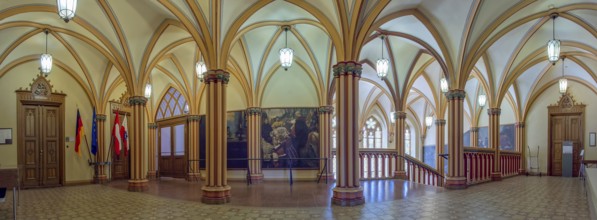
xmin=279 ymin=26 xmax=293 ymax=71
xmin=376 ymin=35 xmax=389 ymax=79
xmin=57 ymin=0 xmax=78 ymax=23
xmin=547 ymin=13 xmax=560 ymax=64
xmin=40 ymin=29 xmax=53 ymax=76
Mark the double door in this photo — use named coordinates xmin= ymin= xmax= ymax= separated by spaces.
xmin=21 ymin=105 xmax=61 ymax=188
xmin=159 ymin=123 xmax=186 ymax=178
xmin=550 ymin=114 xmax=582 ymax=176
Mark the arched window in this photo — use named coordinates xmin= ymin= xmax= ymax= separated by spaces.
xmin=405 ymin=125 xmax=413 ymax=157
xmin=156 ymin=87 xmax=188 ymax=120
xmin=362 ymin=117 xmax=383 ymax=148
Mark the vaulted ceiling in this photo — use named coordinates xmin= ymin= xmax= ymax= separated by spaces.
xmin=1 ymin=0 xmax=596 ymax=127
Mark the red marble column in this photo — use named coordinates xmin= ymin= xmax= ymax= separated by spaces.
xmin=128 ymin=96 xmax=148 ymax=192
xmin=201 ymin=70 xmax=230 ymax=204
xmin=319 ymin=105 xmax=334 ymax=179
xmin=488 ymin=108 xmax=502 ymax=181
xmin=95 ymin=114 xmax=107 ymax=183
xmin=147 ymin=123 xmax=158 ymax=179
xmin=445 ymin=90 xmax=467 ymax=189
xmin=394 ymin=111 xmax=407 ymax=179
xmin=436 ymin=119 xmax=446 ymax=176
xmin=246 ymin=107 xmax=263 ymax=182
xmin=332 ymin=61 xmax=364 ymax=206
xmin=187 ymin=115 xmax=201 ymax=181
xmin=516 ymin=122 xmax=526 ymax=174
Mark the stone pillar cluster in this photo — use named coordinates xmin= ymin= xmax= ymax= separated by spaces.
xmin=488 ymin=108 xmax=502 ymax=181
xmin=147 ymin=122 xmax=158 ymax=179
xmin=187 ymin=115 xmax=201 ymax=181
xmin=318 ymin=105 xmax=334 ymax=179
xmin=516 ymin=122 xmax=526 ymax=174
xmin=95 ymin=114 xmax=107 ymax=183
xmin=394 ymin=111 xmax=407 ymax=179
xmin=435 ymin=119 xmax=446 ymax=175
xmin=445 ymin=90 xmax=467 ymax=189
xmin=128 ymin=96 xmax=148 ymax=192
xmin=246 ymin=107 xmax=263 ymax=182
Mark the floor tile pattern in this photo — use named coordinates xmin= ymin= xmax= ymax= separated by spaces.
xmin=0 ymin=176 xmax=589 ymax=220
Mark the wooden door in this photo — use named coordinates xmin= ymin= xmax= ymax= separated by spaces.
xmin=159 ymin=123 xmax=186 ymax=178
xmin=111 ymin=112 xmax=130 ymax=180
xmin=549 ymin=114 xmax=583 ymax=176
xmin=21 ymin=105 xmax=61 ymax=188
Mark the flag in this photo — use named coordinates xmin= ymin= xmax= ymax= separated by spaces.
xmin=121 ymin=115 xmax=129 ymax=157
xmin=112 ymin=113 xmax=123 ymax=156
xmin=91 ymin=108 xmax=98 ymax=155
xmin=75 ymin=109 xmax=84 ymax=157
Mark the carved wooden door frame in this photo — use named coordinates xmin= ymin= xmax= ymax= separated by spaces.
xmin=547 ymin=92 xmax=585 ymax=176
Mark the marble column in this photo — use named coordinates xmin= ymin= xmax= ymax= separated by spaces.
xmin=201 ymin=70 xmax=231 ymax=204
xmin=95 ymin=114 xmax=107 ymax=183
xmin=128 ymin=96 xmax=148 ymax=192
xmin=147 ymin=123 xmax=158 ymax=179
xmin=394 ymin=112 xmax=408 ymax=179
xmin=445 ymin=90 xmax=467 ymax=189
xmin=246 ymin=107 xmax=263 ymax=182
xmin=187 ymin=115 xmax=201 ymax=182
xmin=319 ymin=105 xmax=334 ymax=179
xmin=516 ymin=122 xmax=526 ymax=174
xmin=470 ymin=127 xmax=479 ymax=148
xmin=435 ymin=119 xmax=446 ymax=176
xmin=331 ymin=61 xmax=364 ymax=206
xmin=488 ymin=108 xmax=502 ymax=181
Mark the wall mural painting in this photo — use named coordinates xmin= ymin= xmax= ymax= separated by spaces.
xmin=261 ymin=108 xmax=320 ymax=169
xmin=198 ymin=112 xmax=248 ymax=169
xmin=473 ymin=124 xmax=516 ymax=151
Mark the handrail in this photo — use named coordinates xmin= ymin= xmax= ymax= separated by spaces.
xmin=400 ymin=154 xmax=443 ymax=178
xmin=500 ymin=150 xmax=521 ymax=155
xmin=464 ymin=147 xmax=496 ymax=153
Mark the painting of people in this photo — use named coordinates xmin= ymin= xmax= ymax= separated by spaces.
xmin=261 ymin=108 xmax=320 ymax=169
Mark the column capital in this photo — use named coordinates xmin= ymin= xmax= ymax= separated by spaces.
xmin=246 ymin=107 xmax=262 ymax=115
xmin=96 ymin=114 xmax=107 ymax=121
xmin=333 ymin=61 xmax=362 ymax=78
xmin=318 ymin=105 xmax=334 ymax=113
xmin=435 ymin=119 xmax=446 ymax=125
xmin=487 ymin=108 xmax=501 ymax=116
xmin=203 ymin=69 xmax=230 ymax=84
xmin=516 ymin=122 xmax=525 ymax=128
xmin=128 ymin=96 xmax=147 ymax=106
xmin=187 ymin=115 xmax=201 ymax=121
xmin=396 ymin=111 xmax=407 ymax=119
xmin=445 ymin=89 xmax=466 ymax=100
xmin=147 ymin=123 xmax=158 ymax=129
xmin=470 ymin=127 xmax=479 ymax=132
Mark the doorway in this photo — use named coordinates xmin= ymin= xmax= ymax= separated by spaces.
xmin=16 ymin=77 xmax=65 ymax=188
xmin=158 ymin=119 xmax=187 ymax=178
xmin=548 ymin=94 xmax=585 ymax=176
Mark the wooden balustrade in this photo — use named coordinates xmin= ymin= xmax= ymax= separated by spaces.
xmin=402 ymin=154 xmax=444 ymax=187
xmin=464 ymin=148 xmax=494 ymax=185
xmin=500 ymin=151 xmax=521 ymax=178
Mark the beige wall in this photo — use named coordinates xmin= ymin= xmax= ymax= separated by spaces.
xmin=526 ymin=81 xmax=597 ymax=174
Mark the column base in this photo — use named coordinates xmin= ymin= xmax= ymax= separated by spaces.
xmin=518 ymin=169 xmax=526 ymax=175
xmin=318 ymin=173 xmax=335 ymax=181
xmin=331 ymin=187 xmax=364 ymax=206
xmin=201 ymin=186 xmax=231 ymax=204
xmin=94 ymin=174 xmax=108 ymax=184
xmin=393 ymin=171 xmax=408 ymax=180
xmin=147 ymin=171 xmax=158 ymax=180
xmin=128 ymin=179 xmax=149 ymax=192
xmin=444 ymin=177 xmax=467 ymax=189
xmin=186 ymin=172 xmax=201 ymax=182
xmin=491 ymin=172 xmax=502 ymax=181
xmin=249 ymin=174 xmax=264 ymax=183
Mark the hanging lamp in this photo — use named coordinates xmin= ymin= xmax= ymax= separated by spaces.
xmin=547 ymin=13 xmax=560 ymax=64
xmin=279 ymin=26 xmax=294 ymax=71
xmin=40 ymin=29 xmax=53 ymax=76
xmin=376 ymin=35 xmax=389 ymax=79
xmin=57 ymin=0 xmax=77 ymax=23
xmin=196 ymin=56 xmax=207 ymax=81
xmin=559 ymin=57 xmax=567 ymax=94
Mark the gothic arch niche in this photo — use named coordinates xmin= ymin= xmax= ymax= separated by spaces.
xmin=547 ymin=92 xmax=585 ymax=176
xmin=16 ymin=75 xmax=66 ymax=188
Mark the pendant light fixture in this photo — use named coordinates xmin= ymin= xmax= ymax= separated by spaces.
xmin=478 ymin=94 xmax=487 ymax=108
xmin=376 ymin=35 xmax=389 ymax=79
xmin=559 ymin=57 xmax=567 ymax=94
xmin=440 ymin=77 xmax=449 ymax=93
xmin=425 ymin=115 xmax=433 ymax=128
xmin=145 ymin=76 xmax=152 ymax=99
xmin=279 ymin=25 xmax=294 ymax=71
xmin=547 ymin=13 xmax=560 ymax=64
xmin=57 ymin=0 xmax=78 ymax=23
xmin=40 ymin=29 xmax=53 ymax=76
xmin=196 ymin=56 xmax=207 ymax=82
xmin=390 ymin=111 xmax=397 ymax=124
xmin=183 ymin=104 xmax=190 ymax=114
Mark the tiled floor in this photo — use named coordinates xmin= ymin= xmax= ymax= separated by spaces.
xmin=0 ymin=176 xmax=590 ymax=219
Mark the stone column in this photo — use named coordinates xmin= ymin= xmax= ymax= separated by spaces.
xmin=445 ymin=90 xmax=467 ymax=189
xmin=246 ymin=107 xmax=263 ymax=182
xmin=147 ymin=123 xmax=158 ymax=179
xmin=187 ymin=115 xmax=201 ymax=181
xmin=516 ymin=122 xmax=526 ymax=174
xmin=128 ymin=96 xmax=148 ymax=191
xmin=331 ymin=61 xmax=364 ymax=206
xmin=201 ymin=70 xmax=231 ymax=204
xmin=470 ymin=127 xmax=479 ymax=148
xmin=394 ymin=111 xmax=408 ymax=179
xmin=435 ymin=119 xmax=446 ymax=175
xmin=319 ymin=105 xmax=334 ymax=179
xmin=95 ymin=114 xmax=107 ymax=183
xmin=488 ymin=108 xmax=502 ymax=181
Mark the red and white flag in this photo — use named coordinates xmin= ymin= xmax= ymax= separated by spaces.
xmin=112 ymin=113 xmax=123 ymax=156
xmin=121 ymin=115 xmax=129 ymax=156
